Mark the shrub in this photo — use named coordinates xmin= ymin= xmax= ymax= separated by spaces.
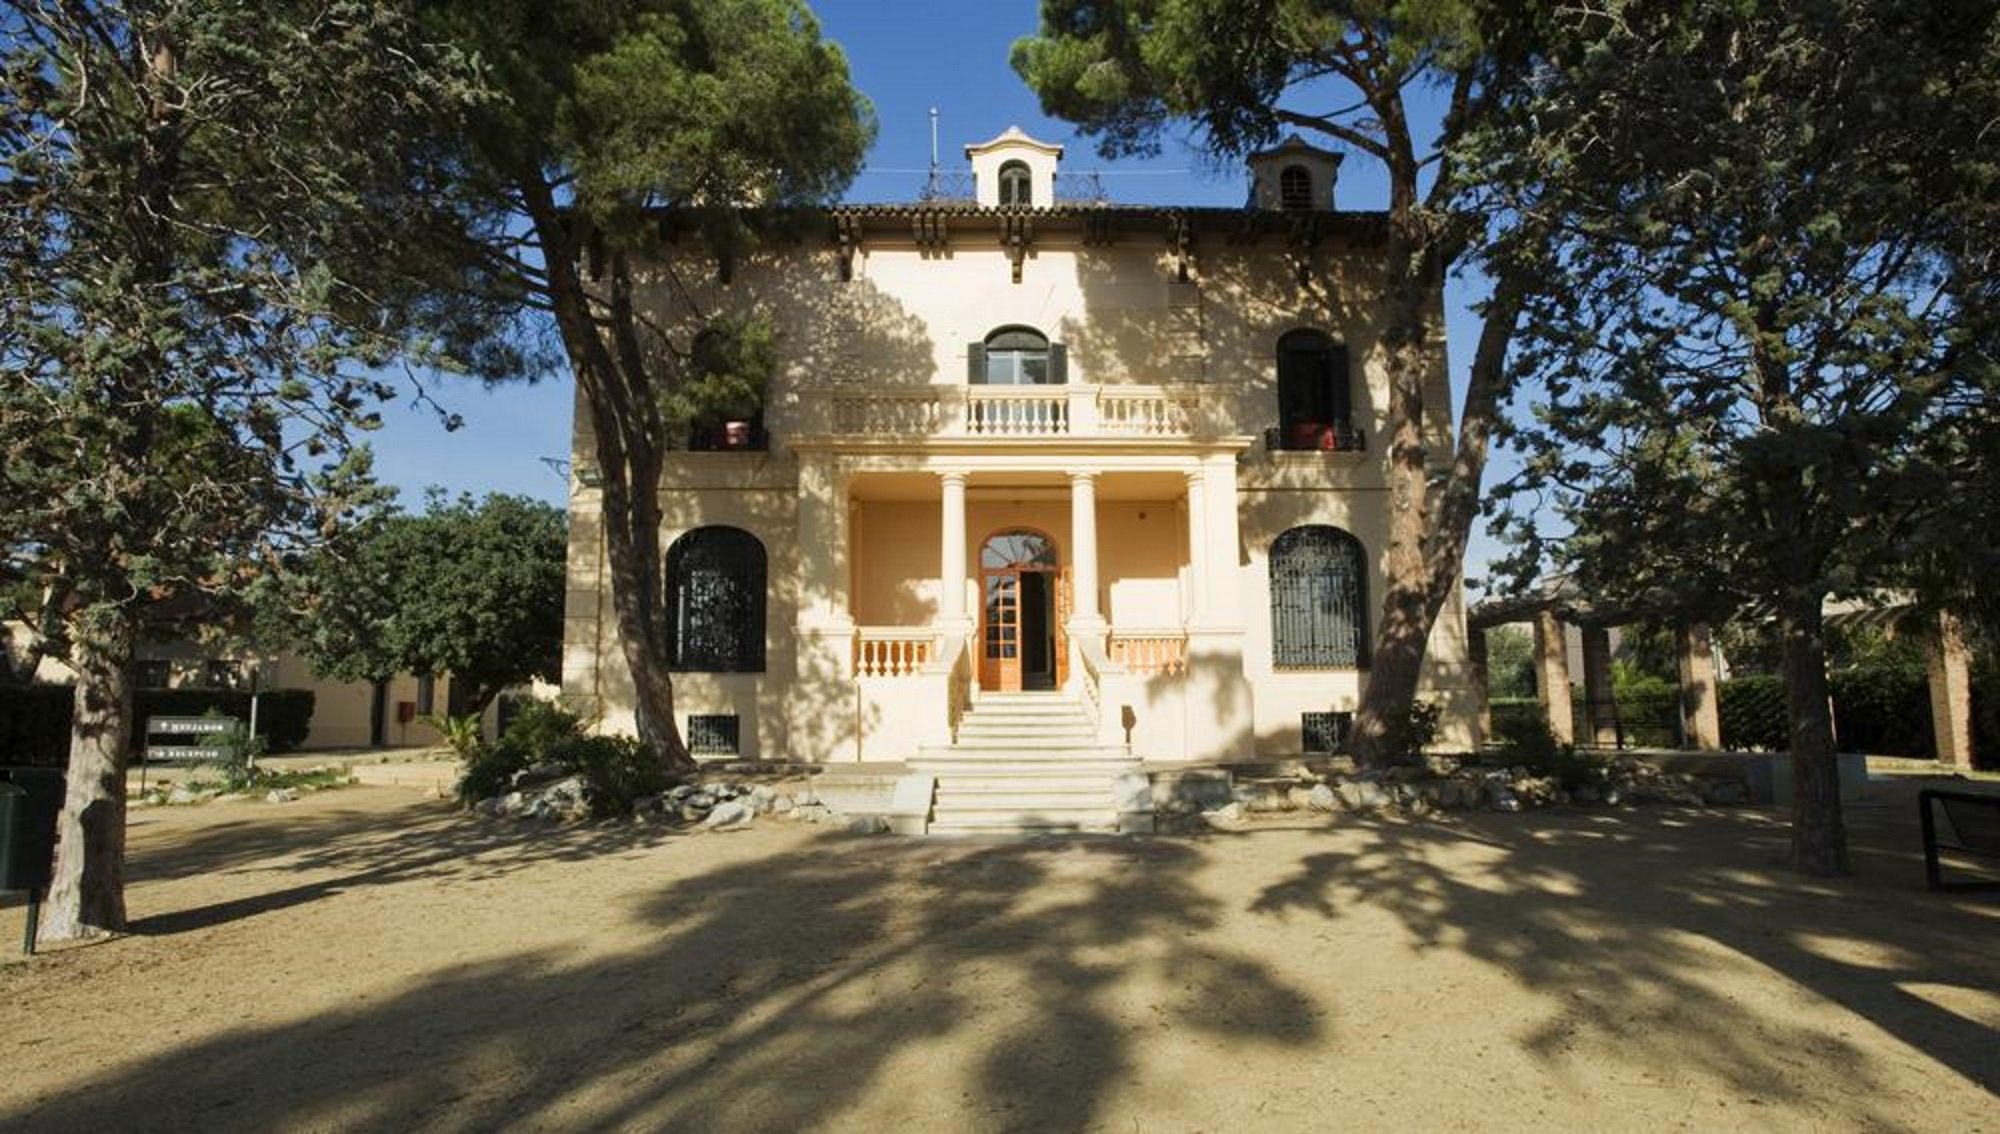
xmin=458 ymin=700 xmax=669 ymax=816
xmin=1381 ymin=700 xmax=1442 ymax=765
xmin=0 ymin=684 xmax=74 ymax=766
xmin=1720 ymin=675 xmax=1789 ymax=751
xmin=553 ymin=734 xmax=671 ymax=819
xmin=1494 ymin=713 xmax=1599 ymax=789
xmin=0 ymin=684 xmax=316 ymax=764
xmin=1828 ymin=665 xmax=1931 ymax=757
xmin=420 ymin=712 xmax=485 ymax=760
xmin=134 ymin=688 xmax=316 ymax=754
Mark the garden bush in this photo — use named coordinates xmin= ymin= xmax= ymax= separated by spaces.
xmin=456 ymin=701 xmax=670 ymax=817
xmin=1493 ymin=712 xmax=1599 ymax=789
xmin=0 ymin=684 xmax=315 ymax=764
xmin=1828 ymin=665 xmax=1932 ymax=757
xmin=1719 ymin=675 xmax=1789 ymax=751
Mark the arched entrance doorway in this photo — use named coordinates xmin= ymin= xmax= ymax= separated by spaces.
xmin=979 ymin=529 xmax=1070 ymax=692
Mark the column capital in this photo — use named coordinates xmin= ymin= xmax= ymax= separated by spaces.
xmin=1068 ymin=470 xmax=1098 ymax=487
xmin=939 ymin=470 xmax=970 ymax=488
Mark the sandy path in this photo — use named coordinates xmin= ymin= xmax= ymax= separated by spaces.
xmin=2 ymin=783 xmax=1995 ymax=1132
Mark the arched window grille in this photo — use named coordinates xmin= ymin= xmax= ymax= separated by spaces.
xmin=1274 ymin=328 xmax=1354 ymax=450
xmin=999 ymin=160 xmax=1033 ymax=207
xmin=1279 ymin=165 xmax=1314 ymax=210
xmin=1270 ymin=526 xmax=1366 ymax=667
xmin=666 ymin=526 xmax=766 ymax=672
xmin=968 ymin=325 xmax=1066 ymax=385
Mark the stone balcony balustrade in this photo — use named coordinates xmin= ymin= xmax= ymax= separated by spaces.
xmin=801 ymin=384 xmax=1221 ymax=444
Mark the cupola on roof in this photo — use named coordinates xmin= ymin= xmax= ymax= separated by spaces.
xmin=1247 ymin=134 xmax=1344 ymax=211
xmin=965 ymin=126 xmax=1063 ymax=208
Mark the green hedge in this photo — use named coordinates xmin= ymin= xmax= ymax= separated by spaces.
xmin=1720 ymin=675 xmax=1791 ymax=752
xmin=0 ymin=685 xmax=74 ymax=766
xmin=0 ymin=685 xmax=316 ymax=766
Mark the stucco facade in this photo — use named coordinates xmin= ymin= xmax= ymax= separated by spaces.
xmin=561 ymin=131 xmax=1478 ymax=766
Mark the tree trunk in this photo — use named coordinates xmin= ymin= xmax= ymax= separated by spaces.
xmin=1349 ymin=257 xmax=1528 ymax=763
xmin=519 ymin=180 xmax=694 ymax=774
xmin=1782 ymin=600 xmax=1848 ymax=875
xmin=38 ymin=607 xmax=134 ymax=942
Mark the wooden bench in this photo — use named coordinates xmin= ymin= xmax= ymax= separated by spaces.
xmin=1919 ymin=789 xmax=2000 ymax=892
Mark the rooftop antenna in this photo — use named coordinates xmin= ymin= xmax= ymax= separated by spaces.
xmin=925 ymin=106 xmax=940 ymax=200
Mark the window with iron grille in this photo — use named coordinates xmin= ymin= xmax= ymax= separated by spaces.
xmin=1279 ymin=164 xmax=1313 ymax=210
xmin=134 ymin=659 xmax=172 ymax=689
xmin=686 ymin=714 xmax=741 ymax=755
xmin=1270 ymin=526 xmax=1367 ymax=668
xmin=1301 ymin=711 xmax=1352 ymax=754
xmin=666 ymin=526 xmax=767 ymax=672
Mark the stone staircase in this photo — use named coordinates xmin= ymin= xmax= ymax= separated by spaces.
xmin=914 ymin=691 xmax=1140 ymax=834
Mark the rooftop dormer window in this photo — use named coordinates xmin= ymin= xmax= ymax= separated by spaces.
xmin=998 ymin=160 xmax=1033 ymax=207
xmin=1279 ymin=165 xmax=1313 ymax=210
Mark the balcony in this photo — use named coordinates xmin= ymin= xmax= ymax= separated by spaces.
xmin=804 ymin=384 xmax=1218 ymax=443
xmin=1264 ymin=421 xmax=1365 ymax=453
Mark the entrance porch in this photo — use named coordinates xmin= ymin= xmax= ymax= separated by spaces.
xmin=788 ymin=462 xmax=1253 ymax=767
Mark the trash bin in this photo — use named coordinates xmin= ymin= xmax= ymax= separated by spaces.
xmin=1 ymin=768 xmax=64 ymax=955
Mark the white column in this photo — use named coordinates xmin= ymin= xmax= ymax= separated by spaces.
xmin=939 ymin=471 xmax=968 ymax=626
xmin=1069 ymin=471 xmax=1102 ymax=625
xmin=1200 ymin=457 xmax=1243 ymax=627
xmin=1184 ymin=470 xmax=1208 ymax=622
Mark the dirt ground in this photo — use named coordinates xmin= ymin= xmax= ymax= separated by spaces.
xmin=2 ymin=780 xmax=1995 ymax=1133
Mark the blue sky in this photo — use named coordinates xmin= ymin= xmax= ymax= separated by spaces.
xmin=364 ymin=0 xmax=1508 ymax=572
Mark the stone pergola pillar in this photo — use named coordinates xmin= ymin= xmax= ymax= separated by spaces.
xmin=1068 ymin=471 xmax=1103 ymax=628
xmin=1677 ymin=622 xmax=1723 ymax=751
xmin=1467 ymin=627 xmax=1494 ymax=747
xmin=1534 ymin=609 xmax=1574 ymax=746
xmin=1927 ymin=610 xmax=1974 ymax=769
xmin=938 ymin=471 xmax=969 ymax=627
xmin=1581 ymin=625 xmax=1620 ymax=748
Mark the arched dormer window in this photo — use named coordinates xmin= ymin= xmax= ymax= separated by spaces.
xmin=998 ymin=160 xmax=1033 ymax=207
xmin=967 ymin=326 xmax=1067 ymax=386
xmin=666 ymin=527 xmax=766 ymax=672
xmin=1274 ymin=329 xmax=1356 ymax=450
xmin=1279 ymin=165 xmax=1314 ymax=210
xmin=1270 ymin=526 xmax=1367 ymax=668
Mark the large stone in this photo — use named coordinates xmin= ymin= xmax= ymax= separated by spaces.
xmin=166 ymin=787 xmax=198 ymax=806
xmin=746 ymin=784 xmax=778 ymax=814
xmin=845 ymin=814 xmax=890 ymax=835
xmin=1305 ymin=783 xmax=1338 ymax=813
xmin=771 ymin=793 xmax=796 ymax=815
xmin=1337 ymin=780 xmax=1389 ymax=813
xmin=703 ymin=799 xmax=755 ymax=829
xmin=265 ymin=788 xmax=298 ymax=804
xmin=1571 ymin=784 xmax=1602 ymax=805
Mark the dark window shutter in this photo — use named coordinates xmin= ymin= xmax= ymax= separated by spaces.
xmin=1049 ymin=343 xmax=1068 ymax=385
xmin=967 ymin=342 xmax=986 ymax=384
xmin=1329 ymin=343 xmax=1352 ymax=424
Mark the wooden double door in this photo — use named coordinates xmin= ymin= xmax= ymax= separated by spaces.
xmin=978 ymin=529 xmax=1070 ymax=692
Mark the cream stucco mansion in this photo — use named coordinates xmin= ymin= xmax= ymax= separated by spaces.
xmin=559 ymin=129 xmax=1479 ymax=824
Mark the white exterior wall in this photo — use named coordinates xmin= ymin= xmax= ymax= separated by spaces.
xmin=561 ymin=166 xmax=1474 ymax=762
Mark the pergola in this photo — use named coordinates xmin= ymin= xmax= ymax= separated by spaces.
xmin=1463 ymin=585 xmax=1976 ymax=768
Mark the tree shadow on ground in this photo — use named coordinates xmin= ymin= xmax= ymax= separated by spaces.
xmin=1249 ymin=779 xmax=2000 ymax=1120
xmin=12 ymin=820 xmax=1318 ymax=1133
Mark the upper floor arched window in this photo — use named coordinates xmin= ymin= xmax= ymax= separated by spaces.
xmin=1270 ymin=525 xmax=1366 ymax=668
xmin=998 ymin=160 xmax=1033 ymax=207
xmin=1274 ymin=328 xmax=1355 ymax=450
xmin=968 ymin=326 xmax=1067 ymax=385
xmin=1279 ymin=165 xmax=1314 ymax=210
xmin=666 ymin=526 xmax=766 ymax=672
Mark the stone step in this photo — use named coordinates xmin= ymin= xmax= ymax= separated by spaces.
xmin=959 ymin=707 xmax=1094 ymax=724
xmin=955 ymin=724 xmax=1099 ymax=740
xmin=918 ymin=743 xmax=1132 ymax=761
xmin=927 ymin=811 xmax=1120 ymax=834
xmin=935 ymin=775 xmax=1113 ymax=793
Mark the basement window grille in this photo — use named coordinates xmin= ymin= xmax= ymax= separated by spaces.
xmin=1301 ymin=711 xmax=1352 ymax=755
xmin=687 ymin=714 xmax=741 ymax=756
